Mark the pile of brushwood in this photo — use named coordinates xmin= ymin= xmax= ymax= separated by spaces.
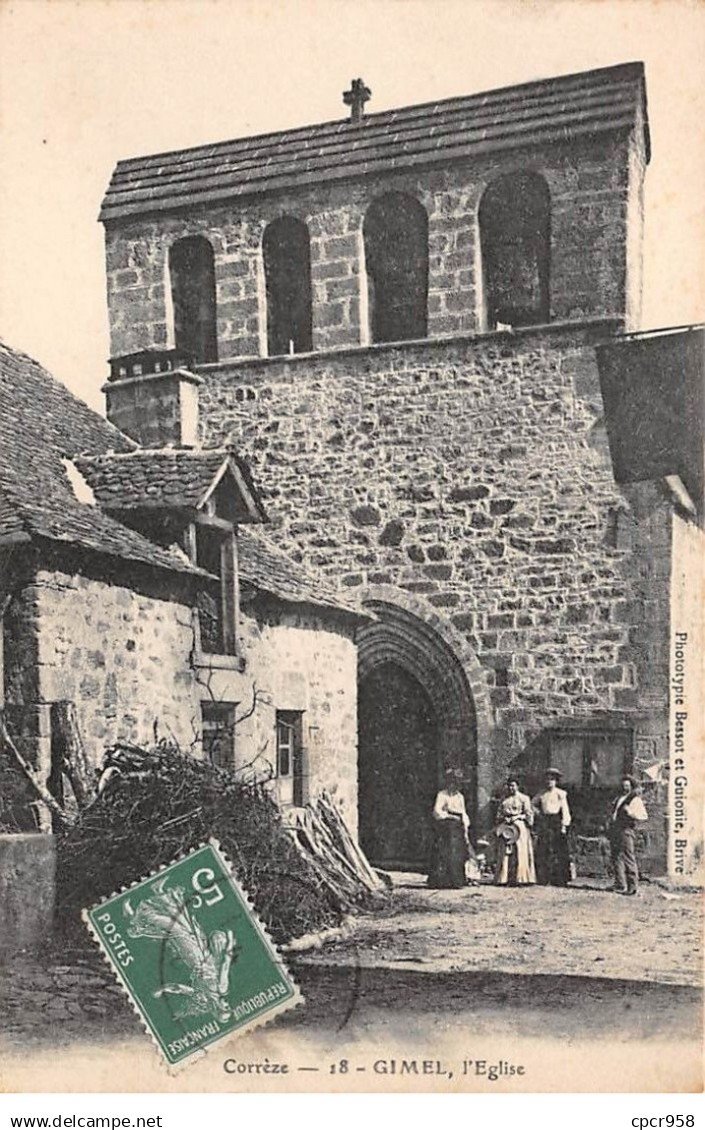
xmin=56 ymin=740 xmax=385 ymax=947
xmin=289 ymin=792 xmax=388 ymax=908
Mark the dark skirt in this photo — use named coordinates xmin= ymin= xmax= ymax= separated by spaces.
xmin=535 ymin=812 xmax=571 ymax=886
xmin=427 ymin=818 xmax=467 ymax=889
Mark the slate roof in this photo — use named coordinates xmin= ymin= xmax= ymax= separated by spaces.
xmin=238 ymin=527 xmax=363 ymax=618
xmin=0 ymin=341 xmax=364 ymax=618
xmin=0 ymin=341 xmax=203 ymax=576
xmin=74 ymin=449 xmax=266 ymax=519
xmin=100 ymin=63 xmax=649 ymax=222
xmin=0 ymin=484 xmax=28 ymax=544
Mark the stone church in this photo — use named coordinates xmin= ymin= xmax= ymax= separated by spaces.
xmin=98 ymin=62 xmax=703 ymax=877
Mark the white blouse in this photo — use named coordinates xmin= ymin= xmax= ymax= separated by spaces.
xmin=613 ymin=794 xmax=648 ymax=822
xmin=433 ymin=789 xmax=470 ymax=829
xmin=533 ymin=787 xmax=571 ymax=828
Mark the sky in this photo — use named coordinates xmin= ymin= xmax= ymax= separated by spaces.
xmin=0 ymin=0 xmax=704 ymax=412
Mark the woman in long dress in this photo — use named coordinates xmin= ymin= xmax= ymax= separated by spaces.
xmin=427 ymin=769 xmax=470 ymax=889
xmin=533 ymin=768 xmax=572 ymax=886
xmin=494 ymin=777 xmax=536 ymax=886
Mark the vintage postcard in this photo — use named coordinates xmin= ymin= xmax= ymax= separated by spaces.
xmin=0 ymin=0 xmax=703 ymax=1096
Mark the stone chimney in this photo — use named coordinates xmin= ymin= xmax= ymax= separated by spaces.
xmin=103 ymin=349 xmax=203 ymax=448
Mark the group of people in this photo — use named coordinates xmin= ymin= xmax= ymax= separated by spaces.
xmin=428 ymin=767 xmax=649 ymax=894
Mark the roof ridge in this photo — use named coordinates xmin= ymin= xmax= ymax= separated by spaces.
xmin=76 ymin=446 xmax=230 ymax=459
xmin=100 ymin=62 xmax=649 ymax=221
xmin=108 ymin=88 xmax=638 ymax=197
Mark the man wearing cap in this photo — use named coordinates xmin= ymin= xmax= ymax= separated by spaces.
xmin=533 ymin=769 xmax=572 ymax=886
xmin=610 ymin=777 xmax=648 ymax=895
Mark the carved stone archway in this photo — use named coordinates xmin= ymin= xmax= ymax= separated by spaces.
xmin=356 ymin=586 xmax=493 ymax=869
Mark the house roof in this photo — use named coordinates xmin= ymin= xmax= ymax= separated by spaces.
xmin=0 ymin=341 xmax=365 ymax=618
xmin=238 ymin=527 xmax=364 ymax=619
xmin=74 ymin=449 xmax=267 ymax=521
xmin=0 ymin=484 xmax=29 ymax=545
xmin=100 ymin=63 xmax=649 ymax=222
xmin=0 ymin=341 xmax=204 ymax=577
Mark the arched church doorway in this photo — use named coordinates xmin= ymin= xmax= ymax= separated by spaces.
xmin=358 ymin=662 xmax=439 ymax=867
xmin=357 ymin=593 xmax=482 ymax=871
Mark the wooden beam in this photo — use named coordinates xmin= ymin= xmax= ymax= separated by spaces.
xmin=183 ymin=522 xmax=197 ymax=563
xmin=195 ymin=514 xmax=233 ymax=533
xmin=220 ymin=530 xmax=237 ymax=656
xmin=232 ymin=527 xmax=240 ymax=657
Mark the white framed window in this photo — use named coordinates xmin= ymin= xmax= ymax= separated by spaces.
xmin=275 ymin=710 xmax=305 ymax=806
xmin=547 ymin=729 xmax=633 ymax=788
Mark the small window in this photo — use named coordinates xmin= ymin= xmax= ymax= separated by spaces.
xmin=276 ymin=710 xmax=305 ymax=806
xmin=479 ymin=172 xmax=550 ymax=329
xmin=234 ymin=385 xmax=258 ymax=403
xmin=201 ymin=702 xmax=236 ymax=768
xmin=194 ymin=524 xmax=236 ymax=656
xmin=495 ymin=666 xmax=509 ymax=688
xmin=547 ymin=730 xmax=632 ymax=788
xmin=544 ymin=728 xmax=634 ymax=846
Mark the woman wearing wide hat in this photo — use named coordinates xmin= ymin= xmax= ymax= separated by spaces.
xmin=427 ymin=768 xmax=473 ymax=889
xmin=494 ymin=777 xmax=536 ymax=886
xmin=533 ymin=768 xmax=572 ymax=886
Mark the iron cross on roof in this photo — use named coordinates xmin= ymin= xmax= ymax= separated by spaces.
xmin=343 ymin=78 xmax=371 ymax=123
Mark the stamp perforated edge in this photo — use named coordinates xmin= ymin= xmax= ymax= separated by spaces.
xmin=81 ymin=836 xmax=304 ymax=1073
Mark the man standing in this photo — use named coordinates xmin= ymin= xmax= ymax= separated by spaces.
xmin=610 ymin=777 xmax=649 ymax=895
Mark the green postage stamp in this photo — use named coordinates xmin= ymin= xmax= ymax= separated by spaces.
xmin=83 ymin=841 xmax=301 ymax=1067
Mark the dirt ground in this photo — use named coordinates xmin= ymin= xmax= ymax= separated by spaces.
xmin=301 ymin=875 xmax=703 ymax=987
xmin=2 ymin=876 xmax=701 ymax=1037
xmin=0 ymin=876 xmax=702 ymax=1092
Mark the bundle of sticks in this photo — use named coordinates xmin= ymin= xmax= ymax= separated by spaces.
xmin=288 ymin=791 xmax=387 ymax=910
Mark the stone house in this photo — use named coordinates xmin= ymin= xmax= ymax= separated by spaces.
xmin=97 ymin=61 xmax=704 ymax=878
xmin=0 ymin=341 xmax=365 ymax=835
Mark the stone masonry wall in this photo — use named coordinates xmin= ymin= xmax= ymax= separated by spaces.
xmin=2 ymin=559 xmax=52 ymax=829
xmin=3 ymin=562 xmax=358 ymax=828
xmin=197 ymin=323 xmax=671 ymax=789
xmin=199 ymin=610 xmax=359 ymax=831
xmin=103 ymin=132 xmax=641 ymax=362
xmin=32 ymin=569 xmax=200 ymax=752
